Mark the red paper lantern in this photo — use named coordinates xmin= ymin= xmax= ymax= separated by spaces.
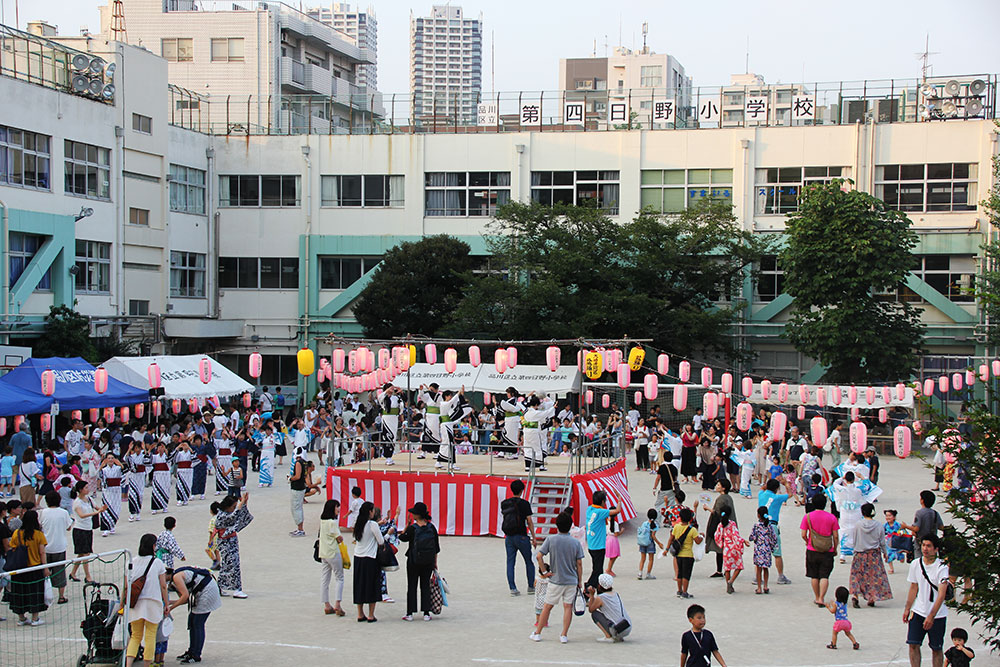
xmin=980 ymin=364 xmax=989 ymax=382
xmin=147 ymin=362 xmax=162 ymax=389
xmin=760 ymin=379 xmax=771 ymax=400
xmin=120 ymin=406 xmax=130 ymax=423
xmin=816 ymin=387 xmax=826 ymax=407
xmin=71 ymin=410 xmax=82 ymax=421
xmin=951 ymin=373 xmax=963 ymax=391
xmin=151 ymin=401 xmax=162 ymax=417
xmin=602 ymin=394 xmax=610 ymax=409
xmin=701 ymin=367 xmax=713 ymax=388
xmin=546 ymin=346 xmax=561 ymax=372
xmin=850 ymin=407 xmax=860 ymax=421
xmin=810 ymin=416 xmax=828 ymax=448
xmin=799 ymin=384 xmax=810 ymax=405
xmin=89 ymin=408 xmax=99 ymax=422
xmin=585 ymin=390 xmax=594 ymax=405
xmin=40 ymin=369 xmax=56 ymax=396
xmin=330 ymin=349 xmax=344 ymax=374
xmin=678 ymin=360 xmax=690 ymax=383
xmin=881 ymin=386 xmax=891 ymax=405
xmin=506 ymin=346 xmax=518 ymax=369
xmin=656 ymin=354 xmax=669 ymax=375
xmin=849 ymin=421 xmax=867 ymax=453
xmin=198 ymin=358 xmax=212 ymax=384
xmin=768 ymin=411 xmax=787 ymax=442
xmin=188 ymin=398 xmax=199 ymax=413
xmin=643 ymin=374 xmax=658 ymax=400
xmin=896 ymin=383 xmax=906 ymax=401
xmin=444 ymin=348 xmax=458 ymax=374
xmin=720 ymin=372 xmax=733 ymax=394
xmin=634 ymin=391 xmax=642 ymax=406
xmin=40 ymin=413 xmax=51 ymax=432
xmin=673 ymin=385 xmax=688 ymax=411
xmin=938 ymin=376 xmax=949 ymax=393
xmin=878 ymin=408 xmax=887 ymax=424
xmin=893 ymin=425 xmax=912 ymax=458
xmin=135 ymin=403 xmax=144 ymax=419
xmin=483 ymin=393 xmax=492 ymax=406
xmin=923 ymin=379 xmax=935 ymax=396
xmin=736 ymin=402 xmax=752 ymax=431
xmin=848 ymin=386 xmax=858 ymax=405
xmin=94 ymin=367 xmax=108 ymax=394
xmin=778 ymin=383 xmax=789 ymax=403
xmin=242 ymin=392 xmax=252 ymax=408
xmin=104 ymin=407 xmax=115 ymax=423
xmin=171 ymin=399 xmax=182 ymax=414
xmin=865 ymin=386 xmax=876 ymax=406
xmin=703 ymin=391 xmax=718 ymax=420
xmin=356 ymin=346 xmax=370 ymax=371
xmin=616 ymin=363 xmax=631 ymax=390
xmin=12 ymin=416 xmax=22 ymax=432
xmin=468 ymin=345 xmax=481 ymax=367
xmin=830 ymin=385 xmax=841 ymax=406
xmin=494 ymin=348 xmax=508 ymax=374
xmin=741 ymin=377 xmax=753 ymax=398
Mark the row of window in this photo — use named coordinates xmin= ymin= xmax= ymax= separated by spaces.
xmin=1 ymin=126 xmax=110 ymax=200
xmin=8 ymin=234 xmax=111 ymax=294
xmin=161 ymin=37 xmax=244 ymax=63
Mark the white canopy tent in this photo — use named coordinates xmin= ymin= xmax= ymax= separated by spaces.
xmin=390 ymin=363 xmax=581 ymax=394
xmin=103 ymin=355 xmax=253 ymax=400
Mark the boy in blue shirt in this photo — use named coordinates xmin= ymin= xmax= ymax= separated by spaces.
xmin=585 ymin=490 xmax=620 ymax=590
xmin=757 ymin=478 xmax=793 ymax=585
xmin=0 ymin=446 xmax=15 ymax=497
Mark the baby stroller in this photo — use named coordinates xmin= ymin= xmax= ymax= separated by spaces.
xmin=78 ymin=582 xmax=123 ymax=666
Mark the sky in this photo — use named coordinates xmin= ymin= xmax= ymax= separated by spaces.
xmin=11 ymin=0 xmax=1000 ymax=94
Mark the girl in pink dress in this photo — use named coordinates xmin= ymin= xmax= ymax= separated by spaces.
xmin=713 ymin=509 xmax=748 ymax=594
xmin=604 ymin=513 xmax=622 ymax=576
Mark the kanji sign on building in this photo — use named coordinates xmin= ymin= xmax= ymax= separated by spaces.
xmin=519 ymin=102 xmax=541 ymax=127
xmin=791 ymin=95 xmax=816 ymax=120
xmin=744 ymin=96 xmax=768 ymax=122
xmin=652 ymin=99 xmax=676 ymax=123
xmin=699 ymin=97 xmax=720 ymax=123
xmin=477 ymin=102 xmax=498 ymax=126
xmin=563 ymin=101 xmax=585 ymax=126
xmin=608 ymin=102 xmax=629 ymax=124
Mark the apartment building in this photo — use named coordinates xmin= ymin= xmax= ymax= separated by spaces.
xmin=410 ymin=4 xmax=483 ymax=125
xmin=306 ymin=3 xmax=377 ymax=91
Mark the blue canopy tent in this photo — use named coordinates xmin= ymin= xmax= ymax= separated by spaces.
xmin=0 ymin=357 xmax=149 ymax=411
xmin=0 ymin=378 xmax=54 ymax=416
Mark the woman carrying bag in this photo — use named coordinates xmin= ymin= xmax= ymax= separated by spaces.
xmin=352 ymin=501 xmax=384 ymax=622
xmin=318 ymin=499 xmax=347 ymax=616
xmin=125 ymin=533 xmax=169 ymax=667
xmin=68 ymin=480 xmax=106 ymax=584
xmin=398 ymin=502 xmax=440 ymax=622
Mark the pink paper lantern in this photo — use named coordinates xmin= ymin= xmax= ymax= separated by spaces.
xmin=799 ymin=384 xmax=810 ymax=404
xmin=768 ymin=411 xmax=787 ymax=442
xmin=965 ymin=370 xmax=974 ymax=387
xmin=878 ymin=408 xmax=887 ymax=424
xmin=188 ymin=398 xmax=199 ymax=413
xmin=881 ymin=386 xmax=891 ymax=405
xmin=506 ymin=346 xmax=518 ymax=369
xmin=634 ymin=391 xmax=642 ymax=406
xmin=760 ymin=379 xmax=771 ymax=400
xmin=0 ymin=418 xmax=5 ymax=437
xmin=151 ymin=401 xmax=162 ymax=417
xmin=483 ymin=393 xmax=491 ymax=406
xmin=922 ymin=379 xmax=935 ymax=396
xmin=778 ymin=383 xmax=789 ymax=403
xmin=356 ymin=346 xmax=370 ymax=371
xmin=171 ymin=399 xmax=182 ymax=414
xmin=741 ymin=376 xmax=753 ymax=398
xmin=796 ymin=405 xmax=806 ymax=420
xmin=89 ymin=408 xmax=99 ymax=422
xmin=848 ymin=385 xmax=858 ymax=405
xmin=849 ymin=421 xmax=867 ymax=453
xmin=367 ymin=350 xmax=376 ymax=373
xmin=585 ymin=390 xmax=594 ymax=405
xmin=643 ymin=374 xmax=658 ymax=400
xmin=616 ymin=363 xmax=631 ymax=390
xmin=120 ymin=406 xmax=130 ymax=423
xmin=701 ymin=367 xmax=713 ymax=388
xmin=146 ymin=362 xmax=162 ymax=390
xmin=71 ymin=410 xmax=82 ymax=421
xmin=13 ymin=415 xmax=23 ymax=432
xmin=810 ymin=416 xmax=828 ymax=448
xmin=348 ymin=350 xmax=358 ymax=373
xmin=980 ymin=364 xmax=989 ymax=382
xmin=850 ymin=407 xmax=860 ymax=421
xmin=893 ymin=425 xmax=912 ymax=458
xmin=40 ymin=369 xmax=56 ymax=396
xmin=331 ymin=349 xmax=344 ymax=374
xmin=602 ymin=394 xmax=610 ymax=409
xmin=993 ymin=359 xmax=1000 ymax=376
xmin=951 ymin=373 xmax=963 ymax=391
xmin=816 ymin=387 xmax=826 ymax=407
xmin=423 ymin=344 xmax=437 ymax=365
xmin=444 ymin=348 xmax=458 ymax=374
xmin=830 ymin=385 xmax=841 ymax=406
xmin=316 ymin=367 xmax=326 ymax=384
xmin=40 ymin=413 xmax=51 ymax=432
xmin=243 ymin=392 xmax=252 ymax=408
xmin=94 ymin=367 xmax=108 ymax=394
xmin=678 ymin=360 xmax=691 ymax=383
xmin=703 ymin=391 xmax=718 ymax=420
xmin=398 ymin=348 xmax=411 ymax=372
xmin=494 ymin=348 xmax=508 ymax=374
xmin=896 ymin=383 xmax=906 ymax=401
xmin=546 ymin=346 xmax=561 ymax=372
xmin=656 ymin=354 xmax=669 ymax=375
xmin=938 ymin=375 xmax=949 ymax=393
xmin=720 ymin=372 xmax=733 ymax=394
xmin=865 ymin=386 xmax=876 ymax=406
xmin=603 ymin=350 xmax=616 ymax=373
xmin=468 ymin=345 xmax=481 ymax=367
xmin=377 ymin=348 xmax=390 ymax=370
xmin=736 ymin=402 xmax=752 ymax=431
xmin=198 ymin=357 xmax=212 ymax=384
xmin=104 ymin=407 xmax=116 ymax=423
xmin=673 ymin=385 xmax=688 ymax=411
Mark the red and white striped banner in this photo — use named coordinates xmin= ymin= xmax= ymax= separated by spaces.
xmin=570 ymin=459 xmax=637 ymax=526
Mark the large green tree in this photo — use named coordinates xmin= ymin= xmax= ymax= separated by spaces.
xmin=780 ymin=180 xmax=924 ymax=383
xmin=446 ymin=200 xmax=771 ymax=358
xmin=976 ymin=123 xmax=1000 ymax=348
xmin=354 ymin=235 xmax=476 ymax=338
xmin=33 ymin=304 xmax=97 ymax=361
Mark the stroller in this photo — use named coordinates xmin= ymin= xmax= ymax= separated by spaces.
xmin=78 ymin=582 xmax=124 ymax=667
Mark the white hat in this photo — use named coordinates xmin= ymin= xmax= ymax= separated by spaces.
xmin=598 ymin=573 xmax=614 ymax=589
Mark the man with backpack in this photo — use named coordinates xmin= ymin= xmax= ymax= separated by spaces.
xmin=169 ymin=566 xmax=222 ymax=664
xmin=800 ymin=495 xmax=839 ymax=607
xmin=501 ymin=480 xmax=536 ymax=596
xmin=903 ymin=534 xmax=951 ymax=667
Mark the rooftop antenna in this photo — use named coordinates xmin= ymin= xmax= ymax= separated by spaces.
xmin=618 ymin=13 xmax=622 ymax=48
xmin=490 ymin=29 xmax=495 ymax=96
xmin=641 ymin=21 xmax=648 ymax=54
xmin=916 ymin=34 xmax=939 ymax=81
xmin=604 ymin=34 xmax=608 ymax=57
xmin=592 ymin=38 xmax=596 ymax=57
xmin=110 ymin=0 xmax=128 ymax=42
xmin=745 ymin=35 xmax=749 ymax=74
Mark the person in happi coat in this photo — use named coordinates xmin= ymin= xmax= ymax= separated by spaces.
xmin=98 ymin=451 xmax=123 ymax=536
xmin=191 ymin=435 xmax=212 ymax=499
xmin=417 ymin=384 xmax=442 ymax=460
xmin=436 ymin=387 xmax=464 ymax=471
xmin=213 ymin=427 xmax=234 ymax=496
xmin=377 ymin=384 xmax=402 ymax=466
xmin=125 ymin=439 xmax=147 ymax=522
xmin=500 ymin=387 xmax=525 ymax=461
xmin=174 ymin=439 xmax=194 ymax=505
xmin=149 ymin=442 xmax=171 ymax=514
xmin=522 ymin=393 xmax=556 ymax=472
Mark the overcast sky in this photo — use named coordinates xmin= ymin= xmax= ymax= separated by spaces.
xmin=12 ymin=0 xmax=1000 ymax=94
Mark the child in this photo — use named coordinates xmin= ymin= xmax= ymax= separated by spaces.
xmin=155 ymin=516 xmax=186 ymax=574
xmin=748 ymin=506 xmax=777 ymax=594
xmin=663 ymin=507 xmax=702 ymax=599
xmin=680 ymin=604 xmax=727 ymax=667
xmin=58 ymin=476 xmax=74 ymax=512
xmin=346 ymin=486 xmax=363 ymax=526
xmin=767 ymin=457 xmax=783 ymax=482
xmin=303 ymin=461 xmax=321 ymax=501
xmin=533 ymin=558 xmax=550 ymax=628
xmin=206 ymin=502 xmax=221 ymax=570
xmin=0 ymin=446 xmax=15 ymax=497
xmin=713 ymin=509 xmax=747 ymax=594
xmin=826 ymin=586 xmax=859 ymax=650
xmin=605 ymin=512 xmax=622 ymax=576
xmin=636 ymin=509 xmax=664 ymax=580
xmin=883 ymin=509 xmax=906 ymax=573
xmin=154 ymin=615 xmax=170 ymax=667
xmin=944 ymin=627 xmax=975 ymax=667
xmin=783 ymin=465 xmax=801 ymax=505
xmin=804 ymin=473 xmax=825 ymax=505
xmin=228 ymin=458 xmax=244 ymax=498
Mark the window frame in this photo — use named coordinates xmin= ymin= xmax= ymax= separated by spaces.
xmin=875 ymin=163 xmax=978 ymax=213
xmin=219 ymin=175 xmax=300 ymax=208
xmin=9 ymin=232 xmax=51 ymax=291
xmin=318 ymin=256 xmax=381 ymax=290
xmin=530 ymin=170 xmax=621 ymax=215
xmin=219 ymin=256 xmax=299 ymax=290
xmin=169 ymin=164 xmax=207 ymax=215
xmin=128 ymin=299 xmax=150 ymax=316
xmin=128 ymin=207 xmax=149 ymax=226
xmin=754 ymin=255 xmax=785 ymax=303
xmin=0 ymin=125 xmax=51 ymax=191
xmin=169 ymin=250 xmax=207 ymax=298
xmin=211 ymin=37 xmax=245 ymax=62
xmin=131 ymin=113 xmax=152 ymax=134
xmin=161 ymin=37 xmax=193 ymax=62
xmin=63 ymin=139 xmax=111 ymax=200
xmin=74 ymin=239 xmax=112 ymax=294
xmin=640 ymin=168 xmax=733 ymax=213
xmin=754 ymin=166 xmax=847 ymax=215
xmin=320 ymin=174 xmax=404 ymax=208
xmin=424 ymin=171 xmax=511 ymax=217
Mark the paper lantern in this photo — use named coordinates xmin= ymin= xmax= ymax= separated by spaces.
xmin=895 ymin=383 xmax=906 ymax=401
xmin=736 ymin=402 xmax=752 ymax=431
xmin=188 ymin=398 xmax=199 ymax=413
xmin=830 ymin=385 xmax=841 ymax=406
xmin=703 ymin=391 xmax=719 ymax=420
xmin=546 ymin=346 xmax=561 ymax=372
xmin=768 ymin=411 xmax=787 ymax=442
xmin=40 ymin=413 xmax=51 ymax=432
xmin=399 ymin=348 xmax=412 ymax=372
xmin=355 ymin=346 xmax=370 ymax=371
xmin=408 ymin=345 xmax=417 ymax=367
xmin=865 ymin=386 xmax=876 ymax=406
xmin=506 ymin=346 xmax=518 ymax=369
xmin=348 ymin=350 xmax=358 ymax=373
xmin=604 ymin=349 xmax=618 ymax=373
xmin=131 ymin=403 xmax=142 ymax=419
xmin=881 ymin=386 xmax=891 ymax=405
xmin=796 ymin=384 xmax=808 ymax=404
xmin=816 ymin=387 xmax=826 ymax=407
xmin=147 ymin=362 xmax=162 ymax=389
xmin=469 ymin=345 xmax=481 ymax=367
xmin=296 ymin=348 xmax=315 ymax=376
xmin=980 ymin=364 xmax=989 ymax=382
xmin=701 ymin=367 xmax=713 ymax=388
xmin=848 ymin=386 xmax=858 ymax=405
xmin=678 ymin=361 xmax=691 ymax=383
xmin=151 ymin=401 xmax=162 ymax=417
xmin=922 ymin=379 xmax=935 ymax=396
xmin=616 ymin=363 xmax=631 ymax=390
xmin=0 ymin=418 xmax=5 ymax=436
xmin=495 ymin=348 xmax=508 ymax=374
xmin=13 ymin=415 xmax=23 ymax=432
xmin=850 ymin=407 xmax=860 ymax=421
xmin=951 ymin=373 xmax=963 ymax=391
xmin=374 ymin=348 xmax=388 ymax=370
xmin=634 ymin=391 xmax=642 ymax=405
xmin=422 ymin=344 xmax=437 ymax=365
xmin=89 ymin=408 xmax=99 ymax=422
xmin=878 ymin=408 xmax=887 ymax=424
xmin=316 ymin=367 xmax=326 ymax=384
xmin=628 ymin=346 xmax=645 ymax=372
xmin=720 ymin=372 xmax=733 ymax=394
xmin=367 ymin=350 xmax=376 ymax=373
xmin=120 ymin=406 xmax=130 ymax=423
xmin=760 ymin=379 xmax=771 ymax=400
xmin=104 ymin=408 xmax=115 ymax=423
xmin=444 ymin=348 xmax=458 ymax=374
xmin=71 ymin=410 xmax=82 ymax=421
xmin=993 ymin=359 xmax=1000 ymax=376
xmin=195 ymin=357 xmax=211 ymax=384
xmin=810 ymin=416 xmax=828 ymax=448
xmin=673 ymin=385 xmax=688 ymax=411
xmin=329 ymin=349 xmax=343 ymax=374
xmin=893 ymin=425 xmax=912 ymax=458
xmin=585 ymin=390 xmax=594 ymax=405
xmin=657 ymin=354 xmax=669 ymax=375
xmin=778 ymin=383 xmax=789 ymax=403
xmin=796 ymin=405 xmax=806 ymax=420
xmin=938 ymin=376 xmax=949 ymax=393
xmin=584 ymin=352 xmax=603 ymax=380
xmin=242 ymin=392 xmax=252 ymax=408
xmin=602 ymin=394 xmax=610 ymax=409
xmin=741 ymin=376 xmax=753 ymax=398
xmin=849 ymin=421 xmax=867 ymax=453
xmin=94 ymin=366 xmax=108 ymax=394
xmin=40 ymin=369 xmax=56 ymax=396
xmin=171 ymin=399 xmax=182 ymax=414
xmin=483 ymin=393 xmax=491 ymax=406
xmin=643 ymin=374 xmax=658 ymax=400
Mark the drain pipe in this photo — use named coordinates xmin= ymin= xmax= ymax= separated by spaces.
xmin=300 ymin=144 xmax=312 ymax=404
xmin=0 ymin=197 xmax=7 ymax=344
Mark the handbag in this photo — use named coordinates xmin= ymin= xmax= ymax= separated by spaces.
xmin=2 ymin=543 xmax=29 ymax=572
xmin=611 ymin=594 xmax=630 ymax=635
xmin=573 ymin=588 xmax=586 ymax=616
xmin=428 ymin=571 xmax=443 ymax=614
xmin=43 ymin=579 xmax=55 ymax=606
xmin=807 ymin=515 xmax=834 ymax=553
xmin=919 ymin=558 xmax=955 ymax=603
xmin=669 ymin=526 xmax=692 ymax=557
xmin=339 ymin=542 xmax=351 ymax=570
xmin=890 ymin=534 xmax=914 ymax=553
xmin=128 ymin=557 xmax=156 ymax=609
xmin=376 ymin=541 xmax=399 ymax=572
xmin=313 ymin=530 xmax=321 ymax=563
xmin=692 ymin=538 xmax=705 ymax=562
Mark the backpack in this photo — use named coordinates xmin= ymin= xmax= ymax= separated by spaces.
xmin=636 ymin=520 xmax=653 ymax=547
xmin=807 ymin=514 xmax=834 ymax=553
xmin=174 ymin=566 xmax=215 ymax=607
xmin=500 ymin=498 xmax=525 ymax=536
xmin=412 ymin=524 xmax=438 ymax=566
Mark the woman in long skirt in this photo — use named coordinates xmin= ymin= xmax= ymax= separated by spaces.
xmin=258 ymin=430 xmax=276 ymax=487
xmin=174 ymin=440 xmax=193 ymax=506
xmin=214 ymin=430 xmax=233 ymax=496
xmin=150 ymin=444 xmax=171 ymax=514
xmin=680 ymin=424 xmax=700 ymax=483
xmin=98 ymin=452 xmax=123 ymax=536
xmin=849 ymin=503 xmax=893 ymax=607
xmin=125 ymin=441 xmax=146 ymax=522
xmin=191 ymin=435 xmax=209 ymax=499
xmin=214 ymin=493 xmax=253 ymax=598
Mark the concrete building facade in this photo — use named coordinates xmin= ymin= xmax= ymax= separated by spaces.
xmin=410 ymin=5 xmax=483 ymax=125
xmin=306 ymin=3 xmax=377 ymax=91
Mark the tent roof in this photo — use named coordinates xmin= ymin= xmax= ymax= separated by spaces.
xmin=102 ymin=355 xmax=252 ymax=400
xmin=0 ymin=376 xmax=56 ymax=417
xmin=0 ymin=357 xmax=148 ymax=411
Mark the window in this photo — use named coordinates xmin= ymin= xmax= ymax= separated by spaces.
xmin=175 ymin=99 xmax=200 ymax=111
xmin=752 ymin=350 xmax=815 ymax=382
xmin=640 ymin=65 xmax=663 ymax=88
xmin=128 ymin=207 xmax=149 ymax=226
xmin=754 ymin=166 xmax=847 ymax=215
xmin=425 ymin=172 xmax=510 ymax=216
xmin=128 ymin=299 xmax=150 ymax=316
xmin=219 ymin=257 xmax=299 ymax=289
xmin=161 ymin=38 xmax=193 ymax=62
xmin=875 ymin=164 xmax=977 ymax=213
xmin=319 ymin=256 xmax=381 ymax=289
xmin=9 ymin=233 xmax=50 ymax=290
xmin=131 ymin=113 xmax=152 ymax=134
xmin=755 ymin=255 xmax=784 ymax=302
xmin=170 ymin=251 xmax=206 ymax=297
xmin=64 ymin=140 xmax=111 ymax=200
xmin=641 ymin=169 xmax=733 ymax=213
xmin=74 ymin=240 xmax=111 ymax=294
xmin=211 ymin=38 xmax=245 ymax=62
xmin=219 ymin=175 xmax=299 ymax=207
xmin=321 ymin=175 xmax=404 ymax=207
xmin=531 ymin=171 xmax=620 ymax=214
xmin=221 ymin=353 xmax=298 ymax=386
xmin=0 ymin=126 xmax=51 ymax=190
xmin=169 ymin=164 xmax=206 ymax=215
xmin=880 ymin=255 xmax=976 ymax=303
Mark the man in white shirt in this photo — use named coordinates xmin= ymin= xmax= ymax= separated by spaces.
xmin=212 ymin=407 xmax=228 ymax=434
xmin=557 ymin=405 xmax=574 ymax=424
xmin=64 ymin=421 xmax=86 ymax=457
xmin=40 ymin=491 xmax=73 ymax=603
xmin=260 ymin=387 xmax=273 ymax=413
xmin=785 ymin=425 xmax=808 ymax=472
xmin=626 ymin=408 xmax=640 ymax=431
xmin=904 ymin=534 xmax=950 ymax=666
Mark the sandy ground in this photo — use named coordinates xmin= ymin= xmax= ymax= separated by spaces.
xmin=5 ymin=452 xmax=998 ymax=667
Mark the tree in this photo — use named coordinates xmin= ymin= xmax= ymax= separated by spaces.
xmin=354 ymin=236 xmax=475 ymax=339
xmin=447 ymin=200 xmax=771 ymax=358
xmin=976 ymin=122 xmax=1000 ymax=348
xmin=780 ymin=180 xmax=924 ymax=383
xmin=33 ymin=304 xmax=97 ymax=361
xmin=94 ymin=333 xmax=136 ymax=362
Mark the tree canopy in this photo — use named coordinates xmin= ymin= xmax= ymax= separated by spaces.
xmin=33 ymin=304 xmax=97 ymax=362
